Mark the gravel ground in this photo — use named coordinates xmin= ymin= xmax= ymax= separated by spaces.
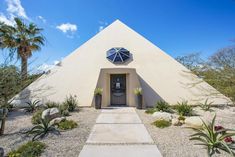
xmin=136 ymin=106 xmax=235 ymax=157
xmin=0 ymin=107 xmax=100 ymax=157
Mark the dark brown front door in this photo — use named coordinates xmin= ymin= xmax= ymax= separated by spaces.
xmin=110 ymin=74 xmax=126 ymax=105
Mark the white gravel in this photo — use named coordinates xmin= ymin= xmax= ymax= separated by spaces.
xmin=136 ymin=106 xmax=235 ymax=157
xmin=0 ymin=107 xmax=100 ymax=156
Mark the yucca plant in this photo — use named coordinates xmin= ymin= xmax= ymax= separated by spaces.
xmin=25 ymin=100 xmax=41 ymax=113
xmin=189 ymin=115 xmax=235 ymax=156
xmin=199 ymin=99 xmax=213 ymax=111
xmin=25 ymin=118 xmax=60 ymax=141
xmin=64 ymin=95 xmax=78 ymax=112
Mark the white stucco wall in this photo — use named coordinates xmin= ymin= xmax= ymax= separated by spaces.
xmin=12 ymin=20 xmax=232 ymax=107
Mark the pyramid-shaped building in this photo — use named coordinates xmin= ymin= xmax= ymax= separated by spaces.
xmin=12 ymin=20 xmax=231 ymax=107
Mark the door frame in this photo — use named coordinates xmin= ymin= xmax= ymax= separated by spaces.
xmin=110 ymin=74 xmax=127 ymax=106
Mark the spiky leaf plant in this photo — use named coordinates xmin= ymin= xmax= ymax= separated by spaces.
xmin=25 ymin=100 xmax=41 ymax=113
xmin=155 ymin=101 xmax=173 ymax=113
xmin=199 ymin=99 xmax=213 ymax=112
xmin=25 ymin=118 xmax=60 ymax=141
xmin=189 ymin=115 xmax=235 ymax=156
xmin=175 ymin=101 xmax=193 ymax=116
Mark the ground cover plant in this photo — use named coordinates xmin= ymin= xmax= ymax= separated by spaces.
xmin=58 ymin=119 xmax=78 ymax=130
xmin=8 ymin=141 xmax=46 ymax=157
xmin=152 ymin=119 xmax=171 ymax=128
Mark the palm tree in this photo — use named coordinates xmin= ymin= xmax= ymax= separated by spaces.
xmin=0 ymin=18 xmax=45 ymax=80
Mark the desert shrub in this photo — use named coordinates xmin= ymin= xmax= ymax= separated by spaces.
xmin=178 ymin=115 xmax=186 ymax=121
xmin=45 ymin=101 xmax=59 ymax=108
xmin=58 ymin=103 xmax=69 ymax=116
xmin=58 ymin=119 xmax=78 ymax=130
xmin=199 ymin=98 xmax=213 ymax=111
xmin=8 ymin=141 xmax=46 ymax=157
xmin=155 ymin=101 xmax=173 ymax=113
xmin=175 ymin=101 xmax=193 ymax=116
xmin=145 ymin=108 xmax=157 ymax=114
xmin=152 ymin=119 xmax=171 ymax=128
xmin=64 ymin=95 xmax=78 ymax=112
xmin=190 ymin=115 xmax=235 ymax=156
xmin=26 ymin=118 xmax=60 ymax=141
xmin=31 ymin=109 xmax=43 ymax=124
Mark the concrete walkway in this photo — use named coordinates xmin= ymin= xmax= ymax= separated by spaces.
xmin=79 ymin=107 xmax=162 ymax=157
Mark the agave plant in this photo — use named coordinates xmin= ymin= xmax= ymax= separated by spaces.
xmin=189 ymin=115 xmax=235 ymax=156
xmin=199 ymin=99 xmax=213 ymax=111
xmin=25 ymin=100 xmax=41 ymax=113
xmin=25 ymin=118 xmax=60 ymax=141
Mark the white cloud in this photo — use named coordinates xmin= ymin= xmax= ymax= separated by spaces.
xmin=37 ymin=59 xmax=63 ymax=72
xmin=37 ymin=63 xmax=54 ymax=72
xmin=37 ymin=15 xmax=46 ymax=23
xmin=0 ymin=0 xmax=29 ymax=25
xmin=0 ymin=13 xmax=14 ymax=26
xmin=98 ymin=20 xmax=108 ymax=32
xmin=6 ymin=0 xmax=28 ymax=19
xmin=56 ymin=23 xmax=77 ymax=33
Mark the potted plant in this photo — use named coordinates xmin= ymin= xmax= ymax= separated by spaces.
xmin=134 ymin=87 xmax=143 ymax=109
xmin=94 ymin=88 xmax=103 ymax=109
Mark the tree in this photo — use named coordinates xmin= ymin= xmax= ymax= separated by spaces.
xmin=0 ymin=18 xmax=45 ymax=80
xmin=176 ymin=46 xmax=235 ymax=103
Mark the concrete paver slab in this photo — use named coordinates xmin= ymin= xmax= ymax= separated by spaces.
xmin=96 ymin=113 xmax=142 ymax=124
xmin=79 ymin=145 xmax=162 ymax=157
xmin=101 ymin=107 xmax=136 ymax=113
xmin=87 ymin=124 xmax=153 ymax=144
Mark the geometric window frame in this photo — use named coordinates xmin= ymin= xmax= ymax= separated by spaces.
xmin=106 ymin=47 xmax=131 ymax=63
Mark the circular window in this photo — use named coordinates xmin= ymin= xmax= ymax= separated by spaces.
xmin=106 ymin=48 xmax=130 ymax=63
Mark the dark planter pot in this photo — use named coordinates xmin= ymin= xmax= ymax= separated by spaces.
xmin=137 ymin=94 xmax=143 ymax=109
xmin=95 ymin=94 xmax=102 ymax=109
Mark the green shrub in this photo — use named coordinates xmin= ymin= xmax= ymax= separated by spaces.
xmin=31 ymin=109 xmax=43 ymax=124
xmin=155 ymin=101 xmax=173 ymax=113
xmin=58 ymin=103 xmax=70 ymax=116
xmin=45 ymin=101 xmax=59 ymax=108
xmin=1 ymin=103 xmax=13 ymax=111
xmin=64 ymin=95 xmax=78 ymax=112
xmin=8 ymin=141 xmax=46 ymax=157
xmin=175 ymin=101 xmax=193 ymax=116
xmin=145 ymin=108 xmax=157 ymax=114
xmin=178 ymin=115 xmax=186 ymax=121
xmin=199 ymin=98 xmax=213 ymax=111
xmin=152 ymin=119 xmax=171 ymax=128
xmin=190 ymin=115 xmax=235 ymax=156
xmin=58 ymin=119 xmax=78 ymax=130
xmin=26 ymin=118 xmax=60 ymax=141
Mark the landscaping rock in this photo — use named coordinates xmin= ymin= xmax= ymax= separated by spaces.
xmin=50 ymin=117 xmax=66 ymax=125
xmin=41 ymin=107 xmax=60 ymax=121
xmin=172 ymin=118 xmax=180 ymax=126
xmin=184 ymin=116 xmax=204 ymax=128
xmin=152 ymin=112 xmax=172 ymax=121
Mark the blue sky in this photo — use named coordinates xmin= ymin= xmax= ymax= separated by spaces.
xmin=0 ymin=0 xmax=235 ymax=72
